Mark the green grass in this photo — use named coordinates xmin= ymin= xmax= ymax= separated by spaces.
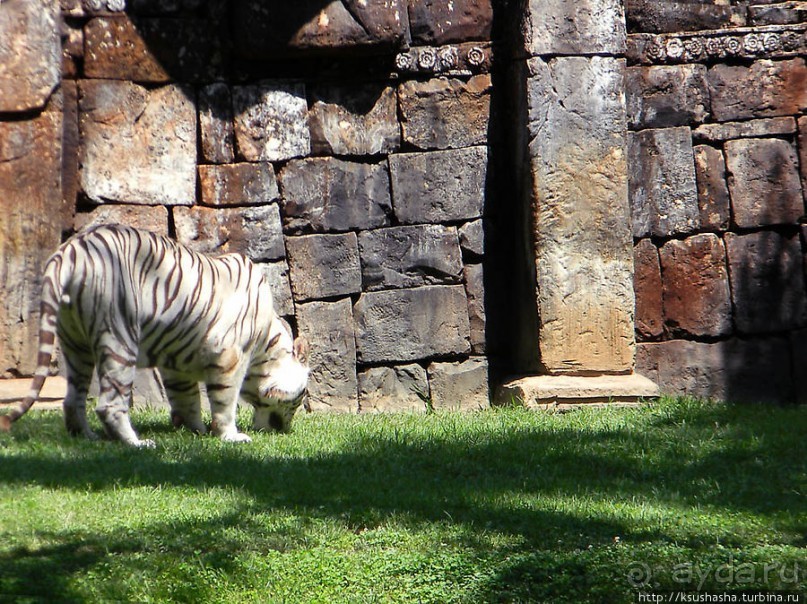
xmin=0 ymin=397 xmax=804 ymax=603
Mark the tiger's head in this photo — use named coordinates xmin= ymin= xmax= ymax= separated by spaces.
xmin=251 ymin=326 xmax=310 ymax=434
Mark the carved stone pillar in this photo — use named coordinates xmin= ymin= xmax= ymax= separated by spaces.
xmin=496 ymin=0 xmax=658 ymax=407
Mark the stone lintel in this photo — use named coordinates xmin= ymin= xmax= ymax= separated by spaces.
xmin=0 ymin=377 xmax=67 ymax=406
xmin=495 ymin=374 xmax=659 ymax=408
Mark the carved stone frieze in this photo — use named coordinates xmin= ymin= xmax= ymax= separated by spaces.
xmin=395 ymin=42 xmax=492 ymax=75
xmin=628 ymin=24 xmax=807 ymax=64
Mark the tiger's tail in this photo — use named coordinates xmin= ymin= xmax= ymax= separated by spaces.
xmin=0 ymin=253 xmax=64 ymax=432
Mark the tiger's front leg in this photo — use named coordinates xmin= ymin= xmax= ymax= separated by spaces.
xmin=207 ymin=352 xmax=251 ymax=443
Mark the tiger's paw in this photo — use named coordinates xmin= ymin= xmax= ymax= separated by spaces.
xmin=133 ymin=438 xmax=157 ymax=449
xmin=221 ymin=432 xmax=252 ymax=444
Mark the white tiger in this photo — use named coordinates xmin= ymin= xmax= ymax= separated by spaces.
xmin=0 ymin=224 xmax=309 ymax=447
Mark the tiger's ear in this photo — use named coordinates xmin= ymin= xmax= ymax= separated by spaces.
xmin=293 ymin=336 xmax=309 ymax=364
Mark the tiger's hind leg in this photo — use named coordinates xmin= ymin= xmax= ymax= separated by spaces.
xmin=160 ymin=369 xmax=207 ymax=434
xmin=94 ymin=338 xmax=154 ymax=448
xmin=61 ymin=348 xmax=97 ymax=440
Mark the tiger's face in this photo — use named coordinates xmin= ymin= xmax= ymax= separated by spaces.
xmin=252 ymin=335 xmax=309 ymax=433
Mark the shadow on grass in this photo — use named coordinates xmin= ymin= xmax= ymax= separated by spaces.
xmin=0 ymin=400 xmax=804 ymax=602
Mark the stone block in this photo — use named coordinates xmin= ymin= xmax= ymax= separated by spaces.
xmin=693 ymin=145 xmax=730 ymax=232
xmin=173 ymin=204 xmax=285 ymax=261
xmin=428 ymin=358 xmax=489 ymax=411
xmin=525 ymin=0 xmax=626 ymax=56
xmin=358 ymin=364 xmax=429 ymax=413
xmin=464 ymin=263 xmax=486 ymax=354
xmin=309 ymin=84 xmax=399 ymax=156
xmin=626 ymin=65 xmax=709 ymax=129
xmin=637 ymin=338 xmax=794 ymax=404
xmin=629 ymin=127 xmax=700 ymax=238
xmin=354 ymin=286 xmax=471 ymax=363
xmin=708 ymin=59 xmax=807 ymax=122
xmin=296 ymin=299 xmax=358 ymax=413
xmin=0 ymin=0 xmax=61 ymax=112
xmin=199 ymin=83 xmax=235 ymax=164
xmin=496 ymin=373 xmax=659 ymax=407
xmin=84 ymin=17 xmax=222 ymax=82
xmin=789 ymin=328 xmax=807 ymax=404
xmin=633 ymin=239 xmax=663 ymax=340
xmin=659 ymin=234 xmax=732 ymax=338
xmin=79 ymin=81 xmax=196 ymax=206
xmin=198 ymin=163 xmax=279 ymax=207
xmin=624 ymin=0 xmax=741 ymax=33
xmin=399 ymin=75 xmax=491 ymax=150
xmin=259 ymin=261 xmax=294 ymax=318
xmin=286 ymin=233 xmax=362 ymax=302
xmin=358 ymin=225 xmax=462 ymax=291
xmin=280 ymin=158 xmax=391 ymax=233
xmin=389 ymin=146 xmax=487 ymax=224
xmin=0 ymin=113 xmax=64 ymax=376
xmin=458 ymin=219 xmax=485 ymax=257
xmin=725 ymin=231 xmax=807 ymax=334
xmin=527 ymin=56 xmax=635 ymax=374
xmin=233 ymin=82 xmax=310 ymax=162
xmin=407 ymin=0 xmax=492 ymax=46
xmin=231 ymin=0 xmax=409 ymax=58
xmin=725 ymin=138 xmax=803 ymax=228
xmin=693 ymin=117 xmax=797 ymax=142
xmin=74 ymin=205 xmax=169 ymax=235
xmin=62 ymin=17 xmax=84 ymax=78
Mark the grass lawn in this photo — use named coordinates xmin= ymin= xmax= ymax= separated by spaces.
xmin=0 ymin=397 xmax=804 ymax=603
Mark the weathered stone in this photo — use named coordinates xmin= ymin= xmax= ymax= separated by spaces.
xmin=79 ymin=81 xmax=196 ymax=205
xmin=428 ymin=358 xmax=489 ymax=411
xmin=233 ymin=82 xmax=310 ymax=162
xmin=259 ymin=261 xmax=294 ymax=318
xmin=749 ymin=3 xmax=806 ymax=25
xmin=286 ymin=234 xmax=362 ymax=302
xmin=173 ymin=204 xmax=285 ymax=261
xmin=62 ymin=17 xmax=84 ymax=78
xmin=309 ymin=84 xmax=400 ymax=156
xmin=708 ymin=59 xmax=807 ymax=122
xmin=296 ymin=299 xmax=358 ymax=413
xmin=659 ymin=234 xmax=732 ymax=338
xmin=0 ymin=0 xmax=61 ymax=112
xmin=789 ymin=328 xmax=807 ymax=404
xmin=232 ymin=0 xmax=408 ymax=58
xmin=496 ymin=373 xmax=659 ymax=407
xmin=693 ymin=145 xmax=730 ymax=232
xmin=408 ymin=0 xmax=493 ymax=45
xmin=389 ymin=146 xmax=487 ymax=224
xmin=798 ymin=117 xmax=807 ymax=203
xmin=458 ymin=219 xmax=485 ymax=257
xmin=0 ymin=113 xmax=64 ymax=376
xmin=399 ymin=75 xmax=491 ymax=150
xmin=629 ymin=127 xmax=700 ymax=238
xmin=280 ymin=158 xmax=391 ymax=233
xmin=84 ymin=17 xmax=222 ymax=82
xmin=633 ymin=239 xmax=663 ymax=340
xmin=354 ymin=286 xmax=471 ymax=363
xmin=725 ymin=138 xmax=803 ymax=228
xmin=527 ymin=56 xmax=635 ymax=374
xmin=358 ymin=225 xmax=462 ymax=291
xmin=624 ymin=0 xmax=742 ymax=33
xmin=626 ymin=65 xmax=710 ymax=129
xmin=60 ymin=81 xmax=81 ymax=215
xmin=526 ymin=0 xmax=626 ymax=55
xmin=725 ymin=231 xmax=807 ymax=334
xmin=74 ymin=204 xmax=169 ymax=235
xmin=637 ymin=338 xmax=794 ymax=404
xmin=693 ymin=117 xmax=797 ymax=142
xmin=358 ymin=364 xmax=429 ymax=413
xmin=199 ymin=83 xmax=235 ymax=164
xmin=464 ymin=263 xmax=486 ymax=354
xmin=198 ymin=163 xmax=279 ymax=207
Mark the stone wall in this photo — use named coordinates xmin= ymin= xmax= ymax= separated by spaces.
xmin=0 ymin=0 xmax=497 ymax=412
xmin=627 ymin=2 xmax=807 ymax=403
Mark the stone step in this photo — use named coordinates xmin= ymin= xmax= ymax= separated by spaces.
xmin=0 ymin=377 xmax=67 ymax=410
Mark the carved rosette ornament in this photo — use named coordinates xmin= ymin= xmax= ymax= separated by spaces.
xmin=395 ymin=43 xmax=491 ymax=75
xmin=627 ymin=24 xmax=807 ymax=64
